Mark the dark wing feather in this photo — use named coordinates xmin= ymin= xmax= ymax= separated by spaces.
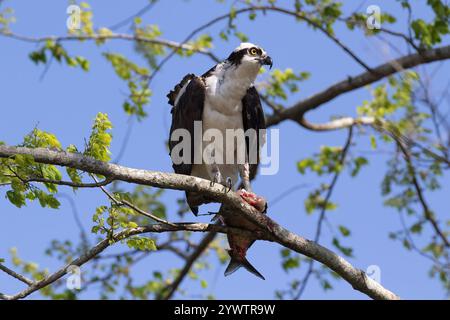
xmin=241 ymin=86 xmax=266 ymax=180
xmin=168 ymin=75 xmax=205 ymax=175
xmin=167 ymin=73 xmax=195 ymax=107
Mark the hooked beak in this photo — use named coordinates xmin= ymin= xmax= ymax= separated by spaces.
xmin=261 ymin=55 xmax=273 ymax=69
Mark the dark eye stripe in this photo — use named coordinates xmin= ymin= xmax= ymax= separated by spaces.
xmin=226 ymin=46 xmax=263 ymax=65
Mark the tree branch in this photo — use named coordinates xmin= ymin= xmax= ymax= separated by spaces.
xmin=0 ymin=222 xmax=233 ymax=300
xmin=338 ymin=16 xmax=420 ymax=52
xmin=295 ymin=126 xmax=354 ymax=299
xmin=0 ymin=263 xmax=35 ymax=286
xmin=108 ymin=1 xmax=156 ymax=31
xmin=91 ymin=174 xmax=176 ymax=227
xmin=3 ymin=174 xmax=113 ymax=188
xmin=266 ymin=45 xmax=450 ymax=127
xmin=299 ymin=116 xmax=376 ymax=131
xmin=248 ymin=5 xmax=373 ymax=72
xmin=396 ymin=140 xmax=449 ymax=247
xmin=157 ymin=232 xmax=217 ymax=300
xmin=0 ymin=31 xmax=218 ymax=61
xmin=299 ymin=116 xmax=450 ymax=167
xmin=0 ymin=145 xmax=399 ymax=300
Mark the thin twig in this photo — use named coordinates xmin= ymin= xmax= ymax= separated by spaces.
xmin=108 ymin=1 xmax=157 ymax=31
xmin=56 ymin=193 xmax=91 ymax=251
xmin=92 ymin=175 xmax=177 ymax=227
xmin=396 ymin=141 xmax=449 ymax=247
xmin=0 ymin=264 xmax=35 ymax=286
xmin=295 ymin=126 xmax=354 ymax=299
xmin=157 ymin=232 xmax=217 ymax=300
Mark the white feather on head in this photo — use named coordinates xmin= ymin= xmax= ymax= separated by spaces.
xmin=233 ymin=42 xmax=258 ymax=51
xmin=233 ymin=42 xmax=267 ymax=57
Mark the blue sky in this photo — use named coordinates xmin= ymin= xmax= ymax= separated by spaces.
xmin=0 ymin=0 xmax=448 ymax=299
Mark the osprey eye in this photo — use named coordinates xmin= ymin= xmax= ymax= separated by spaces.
xmin=249 ymin=48 xmax=258 ymax=55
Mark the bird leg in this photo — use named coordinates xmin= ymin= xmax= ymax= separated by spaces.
xmin=209 ymin=164 xmax=222 ymax=187
xmin=225 ymin=177 xmax=233 ymax=193
xmin=238 ymin=162 xmax=252 ymax=192
xmin=237 ymin=189 xmax=267 ymax=213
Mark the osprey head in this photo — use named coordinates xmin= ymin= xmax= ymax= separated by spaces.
xmin=226 ymin=42 xmax=273 ymax=70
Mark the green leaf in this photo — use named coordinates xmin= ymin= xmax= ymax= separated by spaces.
xmin=424 ymin=243 xmax=444 ymax=258
xmin=85 ymin=113 xmax=113 ymax=161
xmin=234 ymin=31 xmax=248 ymax=42
xmin=103 ymin=53 xmax=150 ymax=120
xmin=282 ymin=256 xmax=300 ymax=271
xmin=126 ymin=236 xmax=157 ymax=251
xmin=410 ymin=223 xmax=422 ymax=234
xmin=332 ymin=237 xmax=353 ymax=257
xmin=321 ymin=279 xmax=333 ymax=291
xmin=230 ymin=6 xmax=237 ymax=19
xmin=6 ymin=190 xmax=26 ymax=208
xmin=370 ymin=135 xmax=377 ymax=150
xmin=280 ymin=248 xmax=290 ymax=258
xmin=76 ymin=56 xmax=90 ymax=71
xmin=23 ymin=129 xmax=62 ymax=149
xmin=29 ymin=49 xmax=47 ymax=64
xmin=351 ymin=157 xmax=368 ymax=177
xmin=338 ymin=225 xmax=351 ymax=237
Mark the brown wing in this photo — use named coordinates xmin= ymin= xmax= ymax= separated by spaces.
xmin=168 ymin=75 xmax=205 ymax=176
xmin=241 ymin=86 xmax=266 ymax=180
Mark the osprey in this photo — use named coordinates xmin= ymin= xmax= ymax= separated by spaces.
xmin=167 ymin=43 xmax=272 ymax=279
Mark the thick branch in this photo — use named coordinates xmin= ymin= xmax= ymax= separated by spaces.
xmin=266 ymin=45 xmax=450 ymax=127
xmin=300 ymin=116 xmax=450 ymax=167
xmin=0 ymin=145 xmax=399 ymax=300
xmin=299 ymin=116 xmax=375 ymax=131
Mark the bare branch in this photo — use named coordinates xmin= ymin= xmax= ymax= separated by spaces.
xmin=299 ymin=116 xmax=376 ymax=131
xmin=300 ymin=116 xmax=450 ymax=167
xmin=0 ymin=263 xmax=35 ymax=286
xmin=56 ymin=193 xmax=91 ymax=252
xmin=158 ymin=232 xmax=217 ymax=300
xmin=108 ymin=1 xmax=156 ymax=31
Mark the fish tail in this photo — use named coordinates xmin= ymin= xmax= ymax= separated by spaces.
xmin=224 ymin=253 xmax=265 ymax=280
